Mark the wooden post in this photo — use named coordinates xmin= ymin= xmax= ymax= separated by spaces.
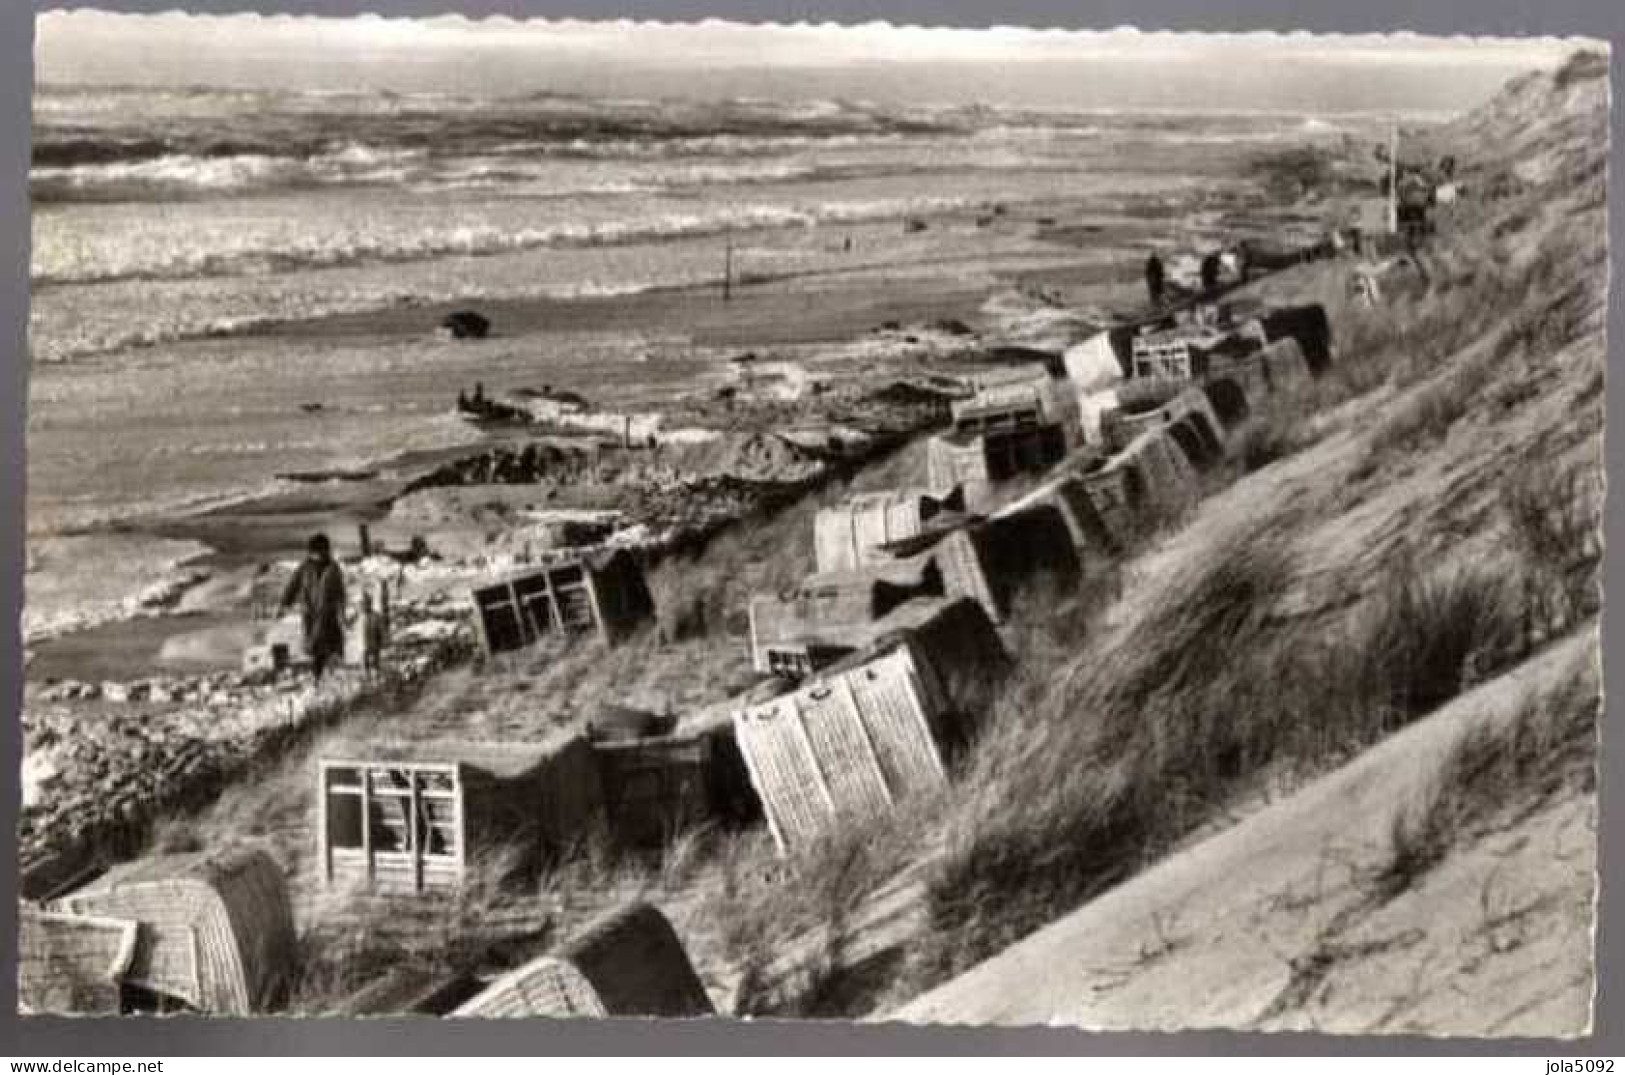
xmin=538 ymin=570 xmax=559 ymax=643
xmin=466 ymin=585 xmax=494 ymax=658
xmin=409 ymin=772 xmax=423 ymax=894
xmin=723 ymin=237 xmax=733 ymax=302
xmin=358 ymin=524 xmax=372 ymax=559
xmin=1388 ymin=121 xmax=1400 ymax=235
xmin=318 ymin=763 xmax=332 ymax=886
xmin=378 ymin=580 xmax=391 ymax=646
xmin=360 ymin=768 xmax=374 ymax=887
xmin=582 ymin=565 xmax=608 ymax=645
xmin=453 ymin=766 xmax=467 ymax=888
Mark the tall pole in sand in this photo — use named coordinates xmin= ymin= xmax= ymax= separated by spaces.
xmin=723 ymin=235 xmax=734 ymax=302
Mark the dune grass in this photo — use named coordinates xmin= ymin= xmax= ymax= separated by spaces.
xmin=1377 ymin=656 xmax=1598 ymax=903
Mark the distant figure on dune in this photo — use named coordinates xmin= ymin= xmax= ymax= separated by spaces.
xmin=1200 ymin=251 xmax=1222 ymax=295
xmin=280 ymin=532 xmax=347 ymax=684
xmin=1144 ymin=252 xmax=1165 ymax=307
xmin=358 ymin=590 xmax=384 ymax=678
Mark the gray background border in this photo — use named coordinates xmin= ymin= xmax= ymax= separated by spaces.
xmin=2 ymin=0 xmax=1620 ymax=1056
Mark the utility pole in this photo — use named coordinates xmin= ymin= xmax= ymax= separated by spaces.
xmin=1388 ymin=118 xmax=1399 ymax=235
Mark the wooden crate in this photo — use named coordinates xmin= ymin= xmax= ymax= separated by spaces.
xmin=319 ymin=738 xmax=603 ymax=895
xmin=467 ymin=551 xmax=653 ymax=658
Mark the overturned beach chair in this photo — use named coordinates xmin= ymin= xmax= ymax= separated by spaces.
xmin=452 ymin=903 xmax=714 ymax=1018
xmin=466 ymin=550 xmax=654 ymax=659
xmin=17 ymin=906 xmax=141 ymax=1015
xmin=49 ymin=848 xmax=296 ymax=1016
xmin=813 ymin=486 xmax=968 ymax=574
xmin=735 ymin=599 xmax=1008 ymax=855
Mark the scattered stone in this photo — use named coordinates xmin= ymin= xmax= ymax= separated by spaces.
xmin=439 ymin=310 xmax=491 ymax=340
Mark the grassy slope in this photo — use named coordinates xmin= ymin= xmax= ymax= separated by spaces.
xmin=891 ymin=627 xmax=1598 ymax=1035
xmin=874 ymin=52 xmax=1606 ymax=1033
xmin=162 ymin=435 xmax=939 ymax=1011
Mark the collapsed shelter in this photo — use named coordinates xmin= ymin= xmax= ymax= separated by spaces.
xmin=467 ymin=549 xmax=654 ymax=658
xmin=452 ymin=903 xmax=714 ymax=1018
xmin=49 ymin=848 xmax=295 ymax=1016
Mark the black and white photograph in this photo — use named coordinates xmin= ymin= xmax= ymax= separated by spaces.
xmin=16 ymin=9 xmax=1608 ymax=1037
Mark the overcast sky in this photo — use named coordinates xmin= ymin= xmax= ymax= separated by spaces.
xmin=35 ymin=10 xmax=1597 ymax=112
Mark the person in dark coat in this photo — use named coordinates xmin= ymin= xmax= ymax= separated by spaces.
xmin=279 ymin=532 xmax=347 ymax=683
xmin=1144 ymin=252 xmax=1165 ymax=307
xmin=1200 ymin=251 xmax=1222 ymax=295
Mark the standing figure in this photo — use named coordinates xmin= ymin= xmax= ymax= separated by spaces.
xmin=359 ymin=590 xmax=384 ymax=678
xmin=1144 ymin=252 xmax=1165 ymax=307
xmin=279 ymin=533 xmax=346 ymax=684
xmin=1200 ymin=251 xmax=1222 ymax=296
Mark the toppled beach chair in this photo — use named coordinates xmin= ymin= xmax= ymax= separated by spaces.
xmin=1077 ymin=464 xmax=1144 ymax=550
xmin=995 ymin=470 xmax=1124 ymax=555
xmin=49 ymin=848 xmax=296 ymax=1015
xmin=892 ymin=504 xmax=1083 ymax=624
xmin=948 ymin=371 xmax=1081 ymax=439
xmin=466 ymin=549 xmax=654 ymax=658
xmin=813 ymin=486 xmax=968 ymax=574
xmin=1258 ymin=336 xmax=1313 ymax=392
xmin=926 ymin=426 xmax=1070 ymax=512
xmin=1199 ymin=363 xmax=1261 ymax=431
xmin=1062 ymin=330 xmax=1135 ymax=393
xmin=17 ymin=905 xmax=140 ymax=1015
xmin=1128 ymin=321 xmax=1260 ymax=384
xmin=751 ymin=505 xmax=1075 ymax=676
xmin=748 ymin=557 xmax=943 ymax=676
xmin=1255 ymin=303 xmax=1332 ymax=373
xmin=452 ymin=903 xmax=714 ymax=1018
xmin=330 ymin=965 xmax=485 ymax=1017
xmin=1100 ymin=384 xmax=1227 ymax=466
xmin=735 ymin=601 xmax=1006 ymax=855
xmin=1099 ymin=424 xmax=1201 ymax=519
xmin=591 ymin=721 xmax=756 ymax=848
xmin=929 ymin=372 xmax=1083 ymax=510
xmin=318 ymin=736 xmax=604 ymax=895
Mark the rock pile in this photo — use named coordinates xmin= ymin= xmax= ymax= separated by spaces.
xmin=19 ymin=604 xmax=472 ymax=895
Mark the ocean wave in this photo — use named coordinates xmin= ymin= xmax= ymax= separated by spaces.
xmin=31 ymin=142 xmax=432 ymax=199
xmin=29 ymin=132 xmax=955 ymax=204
